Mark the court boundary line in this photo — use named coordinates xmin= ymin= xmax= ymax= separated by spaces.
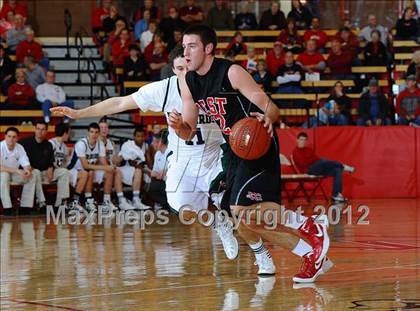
xmin=6 ymin=262 xmax=418 ymax=304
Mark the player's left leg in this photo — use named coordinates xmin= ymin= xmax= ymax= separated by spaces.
xmin=101 ymin=169 xmax=117 ymax=211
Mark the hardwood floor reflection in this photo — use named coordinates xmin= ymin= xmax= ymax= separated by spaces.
xmin=1 ymin=199 xmax=419 ymax=310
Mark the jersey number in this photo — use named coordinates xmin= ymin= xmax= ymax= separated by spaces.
xmin=185 ymin=128 xmax=205 ymax=145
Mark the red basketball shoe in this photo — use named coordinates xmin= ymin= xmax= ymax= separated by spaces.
xmin=293 ymin=254 xmax=334 ymax=283
xmin=298 ymin=215 xmax=330 ymax=263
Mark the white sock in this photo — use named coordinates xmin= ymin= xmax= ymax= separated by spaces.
xmin=133 ymin=191 xmax=140 ymax=200
xmin=85 ymin=192 xmax=92 ymax=199
xmin=104 ymin=194 xmax=111 ymax=203
xmin=292 ymin=239 xmax=313 ymax=257
xmin=249 ymin=238 xmax=268 ymax=255
xmin=45 ymin=116 xmax=50 ymax=123
xmin=343 ymin=164 xmax=354 ymax=172
xmin=117 ymin=192 xmax=124 ymax=203
xmin=284 ymin=210 xmax=308 ymax=230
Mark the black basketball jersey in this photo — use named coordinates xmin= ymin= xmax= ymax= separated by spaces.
xmin=185 ymin=58 xmax=262 ymax=140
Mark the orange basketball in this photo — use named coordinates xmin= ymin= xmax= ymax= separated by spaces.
xmin=229 ymin=117 xmax=272 ymax=160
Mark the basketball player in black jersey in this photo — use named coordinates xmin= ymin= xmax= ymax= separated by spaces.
xmin=169 ymin=25 xmax=333 ymax=283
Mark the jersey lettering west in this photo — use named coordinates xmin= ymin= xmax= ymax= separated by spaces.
xmin=68 ymin=138 xmax=105 ymax=170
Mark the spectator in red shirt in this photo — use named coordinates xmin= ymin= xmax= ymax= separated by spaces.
xmin=336 ymin=27 xmax=361 ymax=65
xmin=292 ymin=132 xmax=355 ymax=202
xmin=0 ymin=11 xmax=14 ymax=36
xmin=0 ymin=0 xmax=27 ymax=22
xmin=179 ymin=0 xmax=204 ymax=26
xmin=296 ymin=39 xmax=326 ymax=75
xmin=145 ymin=41 xmax=168 ymax=81
xmin=327 ymin=39 xmax=354 ymax=80
xmin=16 ymin=28 xmax=44 ymax=64
xmin=241 ymin=46 xmax=258 ymax=75
xmin=7 ymin=69 xmax=36 ymax=108
xmin=265 ymin=41 xmax=284 ymax=76
xmin=396 ymin=75 xmax=420 ymax=126
xmin=303 ymin=17 xmax=327 ymax=52
xmin=134 ymin=0 xmax=161 ymax=22
xmin=111 ymin=28 xmax=132 ymax=66
xmin=91 ymin=0 xmax=111 ymax=32
xmin=225 ymin=31 xmax=247 ymax=57
xmin=277 ymin=17 xmax=303 ymax=53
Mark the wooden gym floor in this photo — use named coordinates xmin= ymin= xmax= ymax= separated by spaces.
xmin=1 ymin=199 xmax=419 ymax=310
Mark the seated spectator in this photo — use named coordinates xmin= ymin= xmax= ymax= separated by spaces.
xmin=396 ymin=75 xmax=420 ymax=126
xmin=225 ymin=31 xmax=247 ymax=57
xmin=241 ymin=46 xmax=258 ymax=75
xmin=102 ymin=4 xmax=121 ymax=35
xmin=296 ymin=39 xmax=326 ymax=78
xmin=359 ymin=14 xmax=388 ymax=44
xmin=168 ymin=28 xmax=183 ymax=53
xmin=357 ymin=79 xmax=391 ymax=126
xmin=134 ymin=9 xmax=150 ymax=41
xmin=207 ymin=0 xmax=233 ymax=30
xmin=147 ymin=130 xmax=170 ymax=210
xmin=327 ymin=39 xmax=354 ymax=80
xmin=7 ymin=69 xmax=36 ymax=108
xmin=16 ymin=28 xmax=47 ymax=68
xmin=140 ymin=20 xmax=157 ymax=52
xmin=336 ymin=27 xmax=360 ymax=62
xmin=407 ymin=50 xmax=420 ymax=86
xmin=303 ymin=80 xmax=351 ymax=127
xmin=91 ymin=0 xmax=111 ymax=34
xmin=103 ymin=17 xmax=128 ymax=64
xmin=0 ymin=45 xmax=16 ymax=95
xmin=124 ymin=44 xmax=148 ymax=81
xmin=159 ymin=7 xmax=187 ymax=45
xmin=1 ymin=0 xmax=27 ymax=23
xmin=259 ymin=1 xmax=286 ymax=30
xmin=144 ymin=33 xmax=164 ymax=60
xmin=234 ymin=1 xmax=257 ymax=30
xmin=24 ymin=55 xmax=45 ymax=89
xmin=67 ymin=123 xmax=115 ymax=212
xmin=0 ymin=126 xmax=36 ymax=216
xmin=292 ymin=132 xmax=355 ymax=202
xmin=276 ymin=51 xmax=303 ymax=94
xmin=364 ymin=30 xmax=388 ymax=66
xmin=6 ymin=14 xmax=26 ymax=51
xmin=145 ymin=41 xmax=168 ymax=81
xmin=395 ymin=7 xmax=418 ymax=40
xmin=265 ymin=41 xmax=284 ymax=76
xmin=0 ymin=11 xmax=14 ymax=37
xmin=134 ymin=0 xmax=161 ymax=22
xmin=277 ymin=17 xmax=303 ymax=53
xmin=20 ymin=121 xmax=70 ymax=213
xmin=36 ymin=70 xmax=74 ymax=123
xmin=253 ymin=60 xmax=273 ymax=92
xmin=303 ymin=17 xmax=327 ymax=51
xmin=114 ymin=127 xmax=151 ymax=210
xmin=111 ymin=28 xmax=132 ymax=67
xmin=287 ymin=0 xmax=313 ymax=30
xmin=179 ymin=0 xmax=204 ymax=26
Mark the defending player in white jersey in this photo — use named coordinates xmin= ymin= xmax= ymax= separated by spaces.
xmin=67 ymin=122 xmax=115 ymax=212
xmin=51 ymin=45 xmax=239 ymax=260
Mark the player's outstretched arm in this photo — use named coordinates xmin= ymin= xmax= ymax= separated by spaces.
xmin=228 ymin=64 xmax=280 ymax=124
xmin=168 ymin=74 xmax=198 ymax=140
xmin=50 ymin=95 xmax=138 ymax=119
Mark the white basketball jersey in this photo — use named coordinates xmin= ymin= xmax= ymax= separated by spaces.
xmin=131 ymin=76 xmax=225 ymax=162
xmin=68 ymin=137 xmax=105 ymax=170
xmin=49 ymin=138 xmax=68 ymax=168
xmin=101 ymin=137 xmax=114 ymax=165
xmin=119 ymin=140 xmax=146 ymax=164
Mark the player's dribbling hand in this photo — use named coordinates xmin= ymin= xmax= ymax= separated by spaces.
xmin=250 ymin=112 xmax=273 ymax=137
xmin=168 ymin=109 xmax=182 ymax=130
xmin=50 ymin=106 xmax=79 ymax=119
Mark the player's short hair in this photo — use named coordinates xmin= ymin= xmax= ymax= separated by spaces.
xmin=88 ymin=122 xmax=100 ymax=131
xmin=133 ymin=126 xmax=146 ymax=135
xmin=99 ymin=117 xmax=108 ymax=124
xmin=55 ymin=123 xmax=70 ymax=136
xmin=183 ymin=24 xmax=217 ymax=55
xmin=154 ymin=129 xmax=168 ymax=145
xmin=168 ymin=44 xmax=184 ymax=68
xmin=35 ymin=120 xmax=48 ymax=128
xmin=297 ymin=132 xmax=308 ymax=139
xmin=5 ymin=126 xmax=19 ymax=135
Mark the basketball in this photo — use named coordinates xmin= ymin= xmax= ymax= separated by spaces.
xmin=229 ymin=117 xmax=272 ymax=160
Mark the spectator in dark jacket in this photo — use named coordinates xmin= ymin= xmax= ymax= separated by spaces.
xmin=123 ymin=44 xmax=148 ymax=81
xmin=287 ymin=0 xmax=313 ymax=30
xmin=276 ymin=51 xmax=303 ymax=94
xmin=159 ymin=7 xmax=187 ymax=45
xmin=225 ymin=31 xmax=247 ymax=56
xmin=396 ymin=75 xmax=420 ymax=125
xmin=364 ymin=30 xmax=388 ymax=66
xmin=253 ymin=60 xmax=273 ymax=92
xmin=0 ymin=45 xmax=15 ymax=95
xmin=357 ymin=79 xmax=391 ymax=126
xmin=407 ymin=50 xmax=420 ymax=86
xmin=395 ymin=7 xmax=418 ymax=40
xmin=206 ymin=0 xmax=233 ymax=30
xmin=234 ymin=1 xmax=257 ymax=30
xmin=259 ymin=1 xmax=286 ymax=30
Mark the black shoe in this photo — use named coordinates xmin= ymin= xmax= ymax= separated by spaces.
xmin=38 ymin=206 xmax=47 ymax=215
xmin=2 ymin=208 xmax=16 ymax=216
xmin=19 ymin=207 xmax=34 ymax=216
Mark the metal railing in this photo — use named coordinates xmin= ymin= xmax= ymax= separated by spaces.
xmin=86 ymin=57 xmax=97 ymax=105
xmin=64 ymin=9 xmax=72 ymax=58
xmin=74 ymin=31 xmax=84 ymax=83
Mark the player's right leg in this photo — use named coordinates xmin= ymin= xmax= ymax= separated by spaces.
xmin=68 ymin=169 xmax=88 ymax=212
xmin=114 ymin=166 xmax=135 ymax=210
